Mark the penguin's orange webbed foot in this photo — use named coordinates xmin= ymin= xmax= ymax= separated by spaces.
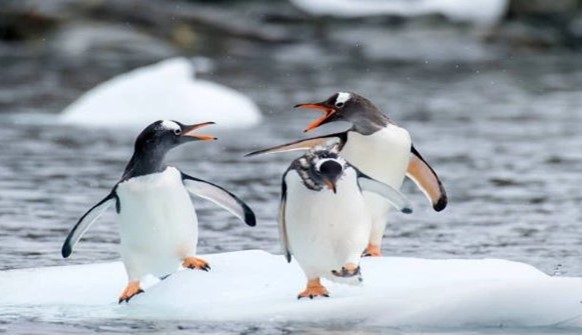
xmin=297 ymin=278 xmax=329 ymax=299
xmin=118 ymin=281 xmax=143 ymax=304
xmin=183 ymin=257 xmax=211 ymax=272
xmin=362 ymin=243 xmax=382 ymax=257
xmin=331 ymin=263 xmax=361 ymax=278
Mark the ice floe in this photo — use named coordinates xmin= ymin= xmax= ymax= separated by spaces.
xmin=290 ymin=0 xmax=508 ymax=26
xmin=1 ymin=250 xmax=582 ymax=329
xmin=59 ymin=58 xmax=262 ymax=129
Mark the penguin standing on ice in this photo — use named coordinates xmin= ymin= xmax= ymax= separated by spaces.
xmin=248 ymin=92 xmax=446 ymax=257
xmin=280 ymin=145 xmax=412 ymax=299
xmin=61 ymin=120 xmax=256 ymax=303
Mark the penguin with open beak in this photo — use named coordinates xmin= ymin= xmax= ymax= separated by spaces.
xmin=61 ymin=120 xmax=256 ymax=303
xmin=247 ymin=92 xmax=446 ymax=257
xmin=280 ymin=144 xmax=413 ymax=299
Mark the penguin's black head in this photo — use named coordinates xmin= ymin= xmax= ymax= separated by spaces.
xmin=122 ymin=120 xmax=216 ymax=180
xmin=134 ymin=120 xmax=216 ymax=154
xmin=295 ymin=92 xmax=389 ymax=134
xmin=302 ymin=146 xmax=346 ymax=193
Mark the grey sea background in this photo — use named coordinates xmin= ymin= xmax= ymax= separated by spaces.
xmin=1 ymin=0 xmax=582 ymax=334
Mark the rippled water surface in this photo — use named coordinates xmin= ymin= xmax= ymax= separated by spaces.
xmin=1 ymin=24 xmax=582 ymax=334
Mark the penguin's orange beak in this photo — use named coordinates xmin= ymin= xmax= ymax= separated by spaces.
xmin=295 ymin=103 xmax=336 ymax=133
xmin=324 ymin=178 xmax=337 ymax=194
xmin=182 ymin=122 xmax=217 ymax=141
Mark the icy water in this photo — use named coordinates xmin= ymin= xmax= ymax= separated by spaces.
xmin=2 ymin=28 xmax=582 ymax=334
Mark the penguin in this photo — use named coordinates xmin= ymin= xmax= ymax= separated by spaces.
xmin=61 ymin=120 xmax=256 ymax=303
xmin=247 ymin=92 xmax=446 ymax=257
xmin=280 ymin=145 xmax=413 ymax=299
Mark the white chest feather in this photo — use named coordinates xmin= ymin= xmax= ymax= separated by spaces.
xmin=284 ymin=168 xmax=371 ymax=279
xmin=340 ymin=125 xmax=411 ymax=188
xmin=116 ymin=167 xmax=198 ymax=279
xmin=339 ymin=125 xmax=412 ymax=225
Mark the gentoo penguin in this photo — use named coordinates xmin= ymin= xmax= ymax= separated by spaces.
xmin=247 ymin=92 xmax=446 ymax=257
xmin=61 ymin=120 xmax=256 ymax=303
xmin=280 ymin=145 xmax=412 ymax=299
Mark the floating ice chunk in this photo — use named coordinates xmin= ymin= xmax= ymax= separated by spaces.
xmin=59 ymin=58 xmax=262 ymax=129
xmin=1 ymin=250 xmax=582 ymax=329
xmin=290 ymin=0 xmax=508 ymax=26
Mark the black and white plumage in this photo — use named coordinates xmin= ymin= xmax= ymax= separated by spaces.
xmin=279 ymin=145 xmax=412 ymax=298
xmin=248 ymin=92 xmax=446 ymax=256
xmin=61 ymin=120 xmax=255 ymax=302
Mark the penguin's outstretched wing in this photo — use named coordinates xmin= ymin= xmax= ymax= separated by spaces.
xmin=356 ymin=170 xmax=413 ymax=214
xmin=181 ymin=173 xmax=256 ymax=227
xmin=406 ymin=145 xmax=447 ymax=212
xmin=245 ymin=132 xmax=347 ymax=157
xmin=62 ymin=190 xmax=119 ymax=258
xmin=279 ymin=172 xmax=292 ymax=263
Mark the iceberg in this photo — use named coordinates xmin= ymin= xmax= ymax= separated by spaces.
xmin=1 ymin=250 xmax=582 ymax=330
xmin=290 ymin=0 xmax=508 ymax=26
xmin=59 ymin=58 xmax=262 ymax=129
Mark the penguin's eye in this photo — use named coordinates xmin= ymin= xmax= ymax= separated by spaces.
xmin=174 ymin=128 xmax=182 ymax=135
xmin=335 ymin=102 xmax=345 ymax=108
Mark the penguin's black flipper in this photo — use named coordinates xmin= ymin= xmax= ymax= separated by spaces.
xmin=244 ymin=132 xmax=348 ymax=157
xmin=62 ymin=190 xmax=119 ymax=258
xmin=355 ymin=170 xmax=413 ymax=214
xmin=406 ymin=145 xmax=448 ymax=212
xmin=279 ymin=171 xmax=292 ymax=263
xmin=181 ymin=172 xmax=256 ymax=227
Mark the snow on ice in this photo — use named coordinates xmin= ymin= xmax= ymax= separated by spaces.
xmin=59 ymin=58 xmax=262 ymax=129
xmin=1 ymin=250 xmax=582 ymax=329
xmin=290 ymin=0 xmax=508 ymax=26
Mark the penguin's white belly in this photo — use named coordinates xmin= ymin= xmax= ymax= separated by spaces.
xmin=284 ymin=170 xmax=370 ymax=281
xmin=341 ymin=126 xmax=411 ymax=224
xmin=117 ymin=167 xmax=197 ymax=279
xmin=341 ymin=126 xmax=411 ymax=188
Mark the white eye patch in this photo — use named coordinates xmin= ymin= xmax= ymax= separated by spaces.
xmin=335 ymin=92 xmax=351 ymax=105
xmin=160 ymin=120 xmax=180 ymax=132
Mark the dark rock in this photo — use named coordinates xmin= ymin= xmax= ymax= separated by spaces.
xmin=487 ymin=0 xmax=582 ymax=49
xmin=0 ymin=0 xmax=303 ymax=47
xmin=509 ymin=0 xmax=581 ymax=16
xmin=0 ymin=5 xmax=60 ymax=41
xmin=84 ymin=0 xmax=300 ymax=44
